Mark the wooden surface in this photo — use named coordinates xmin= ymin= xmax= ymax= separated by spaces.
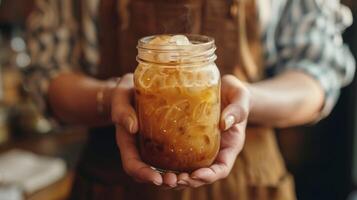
xmin=27 ymin=172 xmax=75 ymax=200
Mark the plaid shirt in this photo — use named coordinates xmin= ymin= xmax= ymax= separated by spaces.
xmin=26 ymin=0 xmax=355 ymax=121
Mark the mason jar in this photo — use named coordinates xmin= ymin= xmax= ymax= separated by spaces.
xmin=134 ymin=35 xmax=221 ymax=172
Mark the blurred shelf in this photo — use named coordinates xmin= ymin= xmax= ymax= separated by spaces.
xmin=0 ymin=127 xmax=88 ymax=168
xmin=0 ymin=127 xmax=88 ymax=200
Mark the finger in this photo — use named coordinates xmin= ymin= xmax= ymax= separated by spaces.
xmin=177 ymin=173 xmax=205 ymax=188
xmin=190 ymin=163 xmax=230 ymax=183
xmin=112 ymin=74 xmax=138 ymax=134
xmin=221 ymin=75 xmax=249 ymax=102
xmin=220 ymin=75 xmax=250 ymax=131
xmin=220 ymin=103 xmax=247 ymax=131
xmin=163 ymin=172 xmax=177 ymax=187
xmin=118 ymin=73 xmax=134 ymax=90
xmin=191 ymin=126 xmax=245 ymax=183
xmin=133 ymin=177 xmax=146 ymax=183
xmin=177 ymin=179 xmax=189 ymax=187
xmin=116 ymin=126 xmax=162 ymax=185
xmin=220 ymin=124 xmax=246 ymax=150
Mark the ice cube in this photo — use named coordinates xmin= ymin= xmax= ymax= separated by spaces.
xmin=145 ymin=35 xmax=191 ymax=63
xmin=148 ymin=35 xmax=171 ymax=45
xmin=148 ymin=35 xmax=191 ymax=46
xmin=169 ymin=35 xmax=191 ymax=45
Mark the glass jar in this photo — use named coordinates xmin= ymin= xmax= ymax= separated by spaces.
xmin=134 ymin=35 xmax=221 ymax=172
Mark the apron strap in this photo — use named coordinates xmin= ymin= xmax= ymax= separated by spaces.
xmin=232 ymin=0 xmax=263 ymax=82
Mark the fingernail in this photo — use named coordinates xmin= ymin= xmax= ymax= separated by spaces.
xmin=191 ymin=176 xmax=198 ymax=180
xmin=153 ymin=180 xmax=162 ymax=186
xmin=224 ymin=115 xmax=235 ymax=130
xmin=177 ymin=180 xmax=188 ymax=185
xmin=125 ymin=117 xmax=134 ymax=133
xmin=168 ymin=184 xmax=177 ymax=188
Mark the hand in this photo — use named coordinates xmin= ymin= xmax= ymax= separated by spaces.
xmin=112 ymin=73 xmax=163 ymax=185
xmin=112 ymin=74 xmax=249 ymax=188
xmin=174 ymin=74 xmax=249 ymax=188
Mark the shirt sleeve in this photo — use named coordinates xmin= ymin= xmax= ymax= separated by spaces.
xmin=273 ymin=0 xmax=356 ymax=120
xmin=25 ymin=0 xmax=80 ymax=118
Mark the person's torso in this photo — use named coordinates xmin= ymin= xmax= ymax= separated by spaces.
xmin=76 ymin=2 xmax=292 ymax=195
xmin=77 ymin=0 xmax=265 ymax=79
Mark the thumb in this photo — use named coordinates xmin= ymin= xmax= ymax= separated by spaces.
xmin=220 ymin=75 xmax=250 ymax=131
xmin=111 ymin=74 xmax=138 ymax=134
xmin=220 ymin=103 xmax=248 ymax=131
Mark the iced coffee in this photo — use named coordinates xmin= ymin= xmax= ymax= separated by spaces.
xmin=134 ymin=35 xmax=220 ymax=172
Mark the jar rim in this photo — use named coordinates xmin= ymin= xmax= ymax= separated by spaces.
xmin=136 ymin=34 xmax=217 ymax=65
xmin=137 ymin=34 xmax=215 ymax=51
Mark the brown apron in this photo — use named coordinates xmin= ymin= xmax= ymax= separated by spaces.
xmin=70 ymin=0 xmax=296 ymax=199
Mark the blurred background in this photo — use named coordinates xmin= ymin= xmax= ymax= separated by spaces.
xmin=0 ymin=0 xmax=355 ymax=199
xmin=0 ymin=2 xmax=86 ymax=199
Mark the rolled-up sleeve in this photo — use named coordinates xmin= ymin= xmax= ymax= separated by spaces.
xmin=25 ymin=0 xmax=80 ymax=116
xmin=273 ymin=0 xmax=356 ymax=119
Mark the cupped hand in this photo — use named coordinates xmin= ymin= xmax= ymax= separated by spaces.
xmin=112 ymin=73 xmax=163 ymax=185
xmin=173 ymin=74 xmax=249 ymax=188
xmin=112 ymin=74 xmax=250 ymax=189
